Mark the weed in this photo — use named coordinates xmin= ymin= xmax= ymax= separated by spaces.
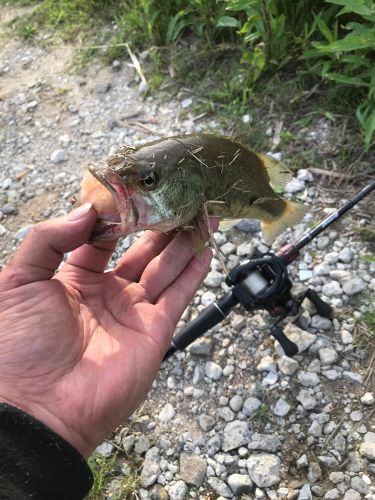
xmin=17 ymin=23 xmax=37 ymax=40
xmin=251 ymin=403 xmax=270 ymax=422
xmin=359 ymin=255 xmax=375 ymax=264
xmin=363 ymin=308 xmax=375 ymax=336
xmin=355 ymin=306 xmax=375 ymax=349
xmin=87 ymin=450 xmax=140 ymax=500
xmin=0 ymin=0 xmax=39 ymax=5
xmin=87 ymin=452 xmax=118 ymax=499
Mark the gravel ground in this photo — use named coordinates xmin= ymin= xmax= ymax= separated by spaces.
xmin=1 ymin=6 xmax=374 ymax=500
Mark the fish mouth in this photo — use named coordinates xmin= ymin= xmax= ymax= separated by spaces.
xmin=84 ymin=164 xmax=138 ymax=241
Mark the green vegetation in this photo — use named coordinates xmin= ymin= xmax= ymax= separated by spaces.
xmin=87 ymin=451 xmax=140 ymax=499
xmin=251 ymin=403 xmax=270 ymax=422
xmin=2 ymin=0 xmax=375 ymax=150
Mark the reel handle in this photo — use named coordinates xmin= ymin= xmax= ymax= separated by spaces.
xmin=270 ymin=325 xmax=299 ymax=357
xmin=305 ymin=289 xmax=333 ymax=319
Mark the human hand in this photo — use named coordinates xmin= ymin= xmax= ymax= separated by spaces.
xmin=0 ymin=204 xmax=216 ymax=457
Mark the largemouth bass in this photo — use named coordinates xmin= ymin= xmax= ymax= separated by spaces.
xmin=80 ymin=134 xmax=306 ymax=243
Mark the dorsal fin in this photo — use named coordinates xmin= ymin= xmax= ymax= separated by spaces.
xmin=256 ymin=153 xmax=292 ymax=191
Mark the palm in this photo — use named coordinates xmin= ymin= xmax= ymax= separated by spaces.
xmin=0 ymin=224 xmax=213 ymax=457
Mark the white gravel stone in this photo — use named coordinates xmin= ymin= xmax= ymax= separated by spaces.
xmin=350 ymin=411 xmax=363 ymax=422
xmin=343 ymin=371 xmax=363 ymax=384
xmin=273 ymin=398 xmax=291 ymax=417
xmin=219 ymin=407 xmax=235 ymax=422
xmin=236 ymin=242 xmax=253 ymax=256
xmin=207 ymin=477 xmax=233 ymax=497
xmin=359 ymin=432 xmax=375 ymax=460
xmin=205 ymin=361 xmax=223 ymax=380
xmin=158 ymin=403 xmax=175 ymax=423
xmin=314 ymin=263 xmax=330 ymax=276
xmin=229 ymin=395 xmax=243 ymax=412
xmin=324 ymin=252 xmax=339 ymax=264
xmin=200 ymin=291 xmax=216 ymax=306
xmin=222 ymin=420 xmax=252 ymax=452
xmin=50 ymin=149 xmax=68 ymax=163
xmin=343 ymin=489 xmax=361 ymax=500
xmin=278 ymin=356 xmax=299 ymax=375
xmin=198 ymin=414 xmax=216 ymax=431
xmin=296 ymin=389 xmax=318 ymax=410
xmin=319 ymin=347 xmax=338 ymax=365
xmin=329 ymin=471 xmax=344 ymax=483
xmin=95 ymin=441 xmax=114 ymax=456
xmin=298 ymin=484 xmax=313 ymax=499
xmin=311 ymin=315 xmax=332 ymax=330
xmin=181 ymin=97 xmax=193 ymax=108
xmin=324 ymin=488 xmax=340 ymax=499
xmin=227 ymin=473 xmax=252 ymax=496
xmin=298 ymin=371 xmax=320 ymax=387
xmin=0 ymin=224 xmax=6 ymax=236
xmin=168 ymin=480 xmax=187 ymax=500
xmin=341 ymin=330 xmax=353 ymax=344
xmin=204 ymin=270 xmax=223 ymax=288
xmin=221 ymin=242 xmax=236 ymax=255
xmin=257 ymin=355 xmax=276 ymax=372
xmin=317 ymin=236 xmax=330 ymax=249
xmin=247 ymin=453 xmax=281 ymax=487
xmin=242 ymin=397 xmax=262 ymax=416
xmin=140 ymin=447 xmax=160 ymax=487
xmin=338 ymin=248 xmax=354 ymax=263
xmin=297 ymin=169 xmax=314 ymax=182
xmin=322 ymin=281 xmax=342 ymax=297
xmin=285 ymin=178 xmax=305 ymax=193
xmin=342 ymin=278 xmax=366 ymax=296
xmin=360 ymin=392 xmax=374 ymax=405
xmin=248 ymin=434 xmax=281 ymax=452
xmin=262 ymin=371 xmax=278 ymax=386
xmin=350 ymin=476 xmax=368 ymax=494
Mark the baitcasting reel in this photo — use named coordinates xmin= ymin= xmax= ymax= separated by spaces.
xmin=164 ymin=180 xmax=375 ymax=360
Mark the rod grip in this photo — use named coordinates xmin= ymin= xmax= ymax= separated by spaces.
xmin=163 ymin=294 xmax=238 ymax=361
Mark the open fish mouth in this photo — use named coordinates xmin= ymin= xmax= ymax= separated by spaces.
xmin=81 ymin=164 xmax=135 ymax=240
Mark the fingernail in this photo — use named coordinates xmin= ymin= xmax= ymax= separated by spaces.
xmin=68 ymin=202 xmax=93 ymax=222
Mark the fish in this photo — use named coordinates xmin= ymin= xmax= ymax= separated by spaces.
xmin=80 ymin=134 xmax=306 ymax=244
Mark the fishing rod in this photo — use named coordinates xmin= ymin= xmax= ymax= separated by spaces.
xmin=164 ymin=180 xmax=375 ymax=360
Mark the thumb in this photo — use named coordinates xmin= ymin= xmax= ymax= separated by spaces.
xmin=1 ymin=203 xmax=97 ymax=287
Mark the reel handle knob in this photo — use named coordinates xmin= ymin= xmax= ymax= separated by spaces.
xmin=270 ymin=325 xmax=299 ymax=357
xmin=305 ymin=289 xmax=333 ymax=319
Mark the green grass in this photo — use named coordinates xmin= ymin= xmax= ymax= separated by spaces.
xmin=0 ymin=0 xmax=39 ymax=5
xmin=251 ymin=404 xmax=270 ymax=422
xmin=87 ymin=451 xmax=140 ymax=500
xmin=6 ymin=0 xmax=120 ymax=42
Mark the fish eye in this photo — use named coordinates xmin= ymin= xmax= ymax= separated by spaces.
xmin=140 ymin=172 xmax=158 ymax=190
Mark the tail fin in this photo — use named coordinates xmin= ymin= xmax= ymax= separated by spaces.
xmin=261 ymin=199 xmax=306 ymax=244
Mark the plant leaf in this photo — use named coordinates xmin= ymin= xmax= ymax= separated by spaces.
xmin=216 ymin=15 xmax=240 ymax=28
xmin=324 ymin=72 xmax=369 ymax=86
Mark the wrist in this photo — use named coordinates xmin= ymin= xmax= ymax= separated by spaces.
xmin=0 ymin=395 xmax=93 ymax=458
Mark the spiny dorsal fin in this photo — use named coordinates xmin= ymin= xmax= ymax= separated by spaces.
xmin=256 ymin=153 xmax=292 ymax=191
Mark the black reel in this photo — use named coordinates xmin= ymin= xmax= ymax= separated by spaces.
xmin=163 ymin=180 xmax=374 ymax=362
